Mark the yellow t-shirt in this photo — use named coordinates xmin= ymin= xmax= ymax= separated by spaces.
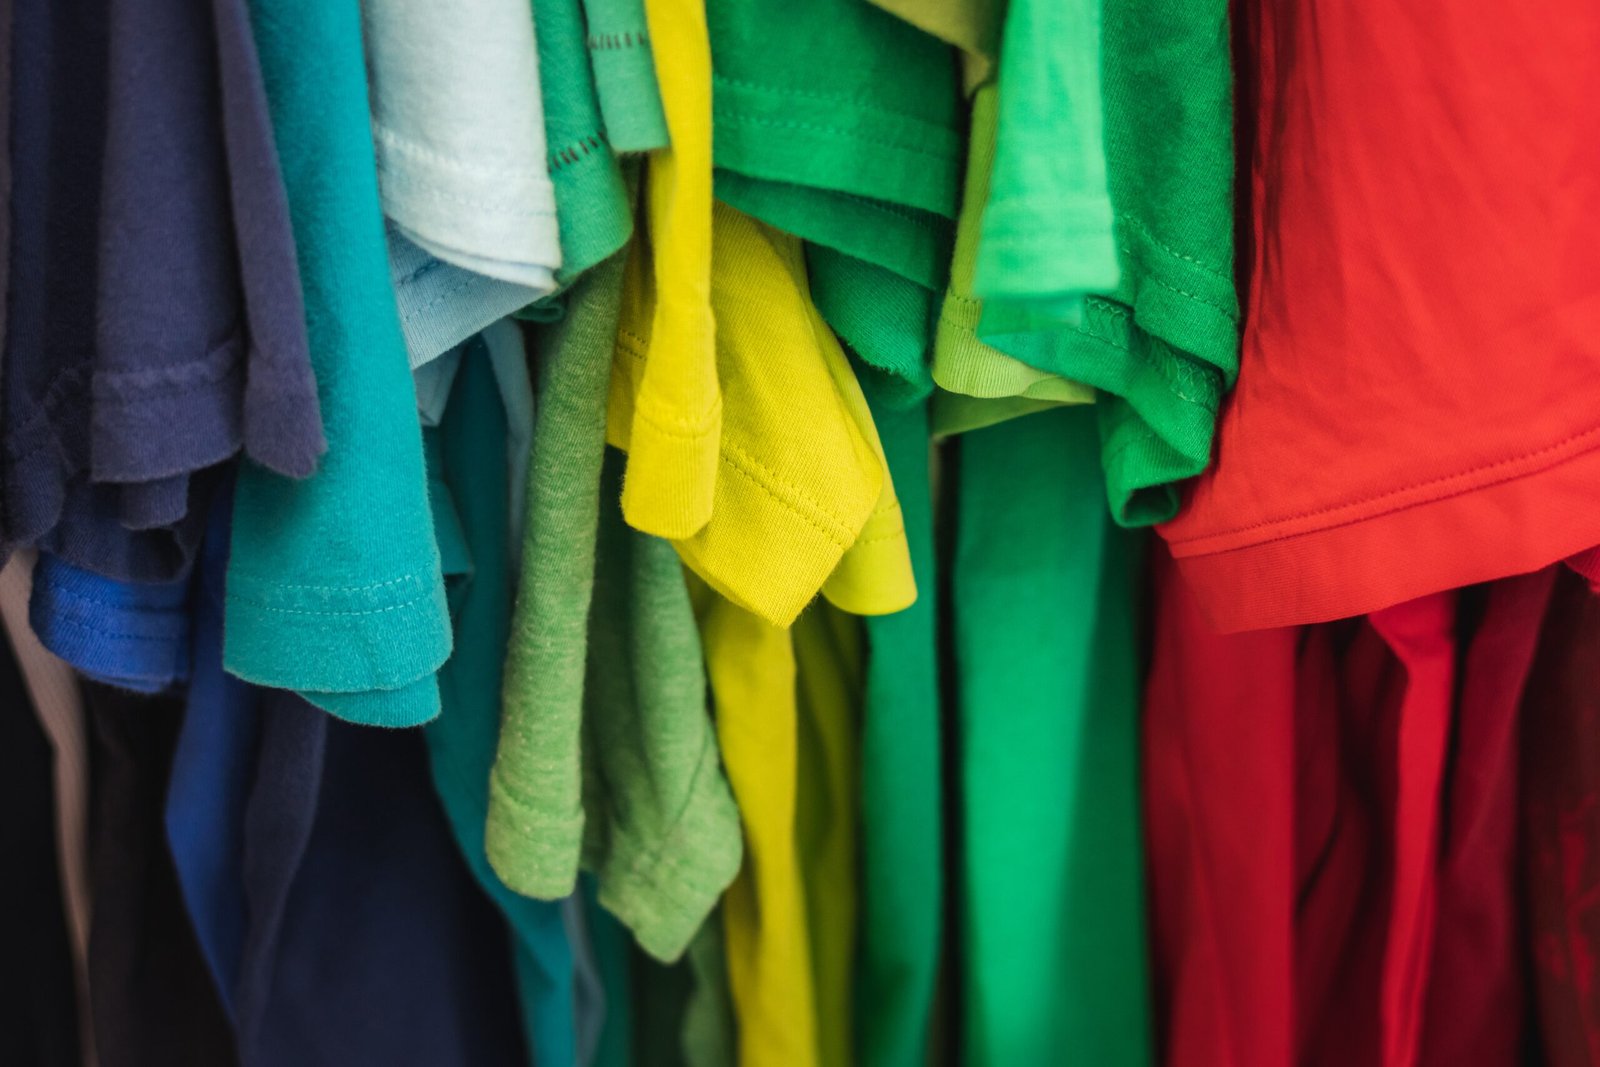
xmin=609 ymin=198 xmax=915 ymax=626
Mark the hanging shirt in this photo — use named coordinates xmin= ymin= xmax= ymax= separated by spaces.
xmin=95 ymin=0 xmax=324 ymax=524
xmin=423 ymin=339 xmax=588 ymax=1067
xmin=690 ymin=581 xmax=817 ymax=1067
xmin=362 ymin=0 xmax=561 ymax=365
xmin=954 ymin=408 xmax=1152 ymax=1067
xmin=854 ymin=389 xmax=943 ymax=1067
xmin=708 ymin=0 xmax=963 ymax=403
xmin=972 ymin=0 xmax=1116 ymax=331
xmin=164 ymin=491 xmax=529 ymax=1067
xmin=932 ymin=85 xmax=1094 ymax=432
xmin=539 ymin=0 xmax=635 ymax=286
xmin=486 ymin=254 xmax=741 ymax=964
xmin=1159 ymin=0 xmax=1600 ymax=631
xmin=607 ymin=200 xmax=913 ymax=629
xmin=1522 ymin=572 xmax=1600 ymax=1067
xmin=794 ymin=602 xmax=863 ymax=1067
xmin=224 ymin=0 xmax=449 ymax=728
xmin=3 ymin=0 xmax=322 ymax=582
xmin=583 ymin=0 xmax=669 ymax=153
xmin=974 ymin=0 xmax=1236 ymax=526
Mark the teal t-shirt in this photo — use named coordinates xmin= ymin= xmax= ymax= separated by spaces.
xmin=226 ymin=0 xmax=449 ymax=727
xmin=954 ymin=407 xmax=1152 ymax=1066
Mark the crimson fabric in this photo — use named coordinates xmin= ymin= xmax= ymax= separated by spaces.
xmin=1522 ymin=570 xmax=1600 ymax=1067
xmin=1144 ymin=545 xmax=1295 ymax=1067
xmin=1148 ymin=550 xmax=1549 ymax=1066
xmin=1419 ymin=569 xmax=1554 ymax=1066
xmin=82 ymin=682 xmax=237 ymax=1067
xmin=1158 ymin=0 xmax=1600 ymax=632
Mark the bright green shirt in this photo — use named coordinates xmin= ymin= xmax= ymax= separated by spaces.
xmin=954 ymin=407 xmax=1151 ymax=1066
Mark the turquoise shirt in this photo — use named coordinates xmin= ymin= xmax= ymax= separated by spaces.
xmin=227 ymin=0 xmax=449 ymax=727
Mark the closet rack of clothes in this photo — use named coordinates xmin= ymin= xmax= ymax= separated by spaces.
xmin=4 ymin=0 xmax=1598 ymax=1065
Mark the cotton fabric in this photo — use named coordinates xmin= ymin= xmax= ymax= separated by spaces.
xmin=224 ymin=0 xmax=450 ymax=727
xmin=1160 ymin=0 xmax=1600 ymax=630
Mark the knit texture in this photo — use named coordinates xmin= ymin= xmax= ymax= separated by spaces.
xmin=487 ymin=253 xmax=741 ymax=965
xmin=933 ymin=86 xmax=1095 ymax=417
xmin=225 ymin=0 xmax=449 ymax=726
xmin=423 ymin=343 xmax=584 ymax=1067
xmin=489 ymin=256 xmax=624 ymax=900
xmin=608 ymin=201 xmax=911 ymax=628
xmin=583 ymin=0 xmax=669 ymax=152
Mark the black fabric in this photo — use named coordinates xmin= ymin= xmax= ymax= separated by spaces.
xmin=84 ymin=682 xmax=237 ymax=1067
xmin=0 ymin=625 xmax=81 ymax=1067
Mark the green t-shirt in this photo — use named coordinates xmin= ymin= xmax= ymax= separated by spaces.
xmin=486 ymin=252 xmax=740 ymax=964
xmin=707 ymin=0 xmax=964 ymax=403
xmin=583 ymin=0 xmax=670 ymax=152
xmin=226 ymin=0 xmax=449 ymax=727
xmin=422 ymin=338 xmax=584 ymax=1067
xmin=973 ymin=0 xmax=1117 ymax=327
xmin=538 ymin=0 xmax=634 ymax=284
xmin=854 ymin=388 xmax=944 ymax=1067
xmin=975 ymin=0 xmax=1238 ymax=525
xmin=954 ymin=407 xmax=1152 ymax=1066
xmin=933 ymin=85 xmax=1096 ymax=424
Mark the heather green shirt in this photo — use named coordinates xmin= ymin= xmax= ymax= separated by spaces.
xmin=486 ymin=253 xmax=740 ymax=964
xmin=954 ymin=407 xmax=1151 ymax=1066
xmin=423 ymin=338 xmax=582 ymax=1067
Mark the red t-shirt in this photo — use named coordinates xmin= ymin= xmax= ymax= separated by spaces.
xmin=1159 ymin=0 xmax=1600 ymax=632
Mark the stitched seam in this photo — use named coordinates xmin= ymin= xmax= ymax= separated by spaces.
xmin=227 ymin=573 xmax=423 ymax=595
xmin=394 ymin=255 xmax=446 ymax=289
xmin=94 ymin=330 xmax=243 ymax=392
xmin=376 ymin=160 xmax=558 ymax=216
xmin=616 ymin=328 xmax=649 ymax=356
xmin=720 ymin=441 xmax=853 ymax=543
xmin=226 ymin=590 xmax=435 ymax=618
xmin=715 ymin=110 xmax=956 ymax=161
xmin=40 ymin=613 xmax=180 ymax=646
xmin=548 ymin=133 xmax=610 ymax=174
xmin=585 ymin=30 xmax=651 ymax=51
xmin=1169 ymin=422 xmax=1600 ymax=547
xmin=1119 ymin=213 xmax=1232 ymax=281
xmin=1119 ymin=248 xmax=1239 ymax=320
xmin=38 ymin=583 xmax=183 ymax=618
xmin=372 ymin=123 xmax=553 ymax=182
xmin=712 ymin=73 xmax=948 ymax=130
xmin=849 ymin=529 xmax=909 ymax=547
xmin=401 ymin=271 xmax=484 ymax=325
xmin=631 ymin=395 xmax=723 ymax=438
